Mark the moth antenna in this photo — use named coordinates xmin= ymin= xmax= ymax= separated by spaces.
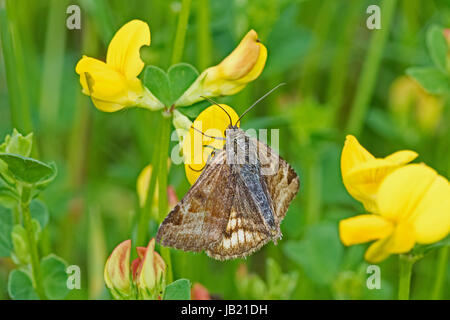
xmin=191 ymin=125 xmax=226 ymax=140
xmin=200 ymin=96 xmax=233 ymax=127
xmin=235 ymin=83 xmax=286 ymax=126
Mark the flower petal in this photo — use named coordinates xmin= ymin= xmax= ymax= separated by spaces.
xmin=384 ymin=150 xmax=418 ymax=165
xmin=341 ymin=135 xmax=375 ymax=179
xmin=219 ymin=30 xmax=265 ymax=81
xmin=76 ymin=56 xmax=128 ymax=101
xmin=377 ymin=164 xmax=437 ymax=221
xmin=136 ymin=165 xmax=157 ymax=208
xmin=364 ymin=223 xmax=415 ymax=263
xmin=412 ymin=174 xmax=450 ymax=244
xmin=183 ymin=104 xmax=239 ymax=184
xmin=344 ymin=159 xmax=396 ymax=212
xmin=339 ymin=214 xmax=394 ymax=246
xmin=137 ymin=239 xmax=156 ymax=291
xmin=106 ymin=20 xmax=150 ymax=79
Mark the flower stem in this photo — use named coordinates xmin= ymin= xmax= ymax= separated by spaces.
xmin=171 ymin=0 xmax=192 ymax=65
xmin=196 ymin=0 xmax=211 ymax=70
xmin=398 ymin=254 xmax=414 ymax=300
xmin=137 ymin=117 xmax=162 ymax=246
xmin=157 ymin=116 xmax=173 ymax=284
xmin=345 ymin=0 xmax=397 ymax=135
xmin=430 ymin=246 xmax=448 ymax=299
xmin=20 ymin=185 xmax=46 ymax=300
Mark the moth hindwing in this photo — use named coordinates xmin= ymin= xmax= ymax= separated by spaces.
xmin=156 ymin=127 xmax=299 ymax=260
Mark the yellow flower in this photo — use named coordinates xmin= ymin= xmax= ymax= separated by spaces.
xmin=340 ymin=164 xmax=450 ymax=263
xmin=176 ymin=30 xmax=267 ymax=107
xmin=104 ymin=240 xmax=132 ymax=299
xmin=137 ymin=164 xmax=159 ymax=208
xmin=389 ymin=76 xmax=444 ymax=133
xmin=183 ymin=104 xmax=239 ymax=184
xmin=136 ymin=161 xmax=172 ymax=220
xmin=76 ymin=20 xmax=163 ymax=112
xmin=341 ymin=135 xmax=417 ymax=213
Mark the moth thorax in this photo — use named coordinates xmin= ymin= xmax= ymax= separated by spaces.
xmin=225 ymin=129 xmax=258 ymax=166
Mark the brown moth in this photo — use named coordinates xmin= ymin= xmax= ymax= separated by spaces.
xmin=156 ymin=86 xmax=299 ymax=260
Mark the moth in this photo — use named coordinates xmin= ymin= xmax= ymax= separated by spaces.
xmin=156 ymin=85 xmax=299 ymax=260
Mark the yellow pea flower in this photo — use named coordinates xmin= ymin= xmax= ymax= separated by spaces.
xmin=183 ymin=104 xmax=239 ymax=184
xmin=175 ymin=30 xmax=267 ymax=107
xmin=76 ymin=20 xmax=163 ymax=112
xmin=340 ymin=164 xmax=450 ymax=263
xmin=341 ymin=135 xmax=417 ymax=213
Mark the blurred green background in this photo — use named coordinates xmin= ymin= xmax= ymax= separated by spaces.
xmin=0 ymin=0 xmax=449 ymax=299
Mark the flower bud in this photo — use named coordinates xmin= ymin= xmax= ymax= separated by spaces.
xmin=175 ymin=30 xmax=267 ymax=107
xmin=191 ymin=283 xmax=211 ymax=300
xmin=135 ymin=239 xmax=166 ymax=299
xmin=104 ymin=240 xmax=132 ymax=299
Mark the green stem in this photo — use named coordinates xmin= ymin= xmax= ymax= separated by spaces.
xmin=305 ymin=155 xmax=322 ymax=225
xmin=398 ymin=254 xmax=414 ymax=300
xmin=20 ymin=186 xmax=46 ymax=300
xmin=430 ymin=247 xmax=448 ymax=300
xmin=299 ymin=0 xmax=338 ymax=97
xmin=345 ymin=0 xmax=397 ymax=135
xmin=171 ymin=0 xmax=192 ymax=65
xmin=136 ymin=117 xmax=162 ymax=246
xmin=196 ymin=0 xmax=211 ymax=70
xmin=326 ymin=1 xmax=361 ymax=123
xmin=157 ymin=116 xmax=173 ymax=284
xmin=0 ymin=0 xmax=33 ymax=134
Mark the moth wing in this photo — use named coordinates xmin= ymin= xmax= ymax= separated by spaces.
xmin=251 ymin=138 xmax=300 ymax=225
xmin=206 ymin=176 xmax=272 ymax=260
xmin=156 ymin=150 xmax=234 ymax=252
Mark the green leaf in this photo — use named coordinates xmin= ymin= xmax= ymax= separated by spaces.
xmin=426 ymin=25 xmax=448 ymax=73
xmin=41 ymin=254 xmax=69 ymax=300
xmin=163 ymin=279 xmax=191 ymax=300
xmin=8 ymin=269 xmax=39 ymax=300
xmin=265 ymin=258 xmax=298 ymax=299
xmin=11 ymin=220 xmax=40 ymax=265
xmin=0 ymin=205 xmax=13 ymax=257
xmin=168 ymin=63 xmax=199 ymax=103
xmin=0 ymin=129 xmax=33 ymax=157
xmin=11 ymin=224 xmax=30 ymax=264
xmin=143 ymin=66 xmax=171 ymax=106
xmin=406 ymin=67 xmax=450 ymax=95
xmin=177 ymin=100 xmax=209 ymax=119
xmin=143 ymin=63 xmax=199 ymax=107
xmin=0 ymin=153 xmax=55 ymax=185
xmin=0 ymin=177 xmax=19 ymax=208
xmin=30 ymin=199 xmax=49 ymax=229
xmin=283 ymin=223 xmax=344 ymax=285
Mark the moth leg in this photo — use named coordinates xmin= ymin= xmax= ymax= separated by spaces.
xmin=188 ymin=145 xmax=220 ymax=172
